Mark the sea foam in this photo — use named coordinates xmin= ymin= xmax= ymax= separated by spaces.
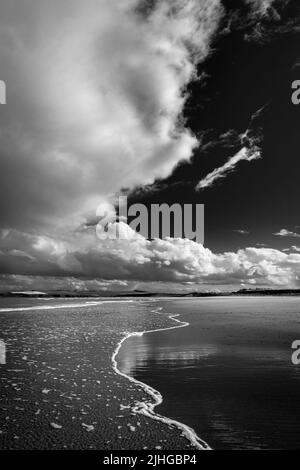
xmin=112 ymin=305 xmax=211 ymax=450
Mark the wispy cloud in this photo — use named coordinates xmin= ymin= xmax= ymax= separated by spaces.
xmin=195 ymin=105 xmax=265 ymax=191
xmin=274 ymin=229 xmax=300 ymax=238
xmin=244 ymin=0 xmax=299 ymax=42
xmin=196 ymin=146 xmax=261 ymax=190
xmin=245 ymin=0 xmax=279 ymax=18
xmin=234 ymin=230 xmax=250 ymax=235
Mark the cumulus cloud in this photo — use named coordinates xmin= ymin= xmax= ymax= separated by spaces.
xmin=0 ymin=0 xmax=224 ymax=231
xmin=1 ymin=224 xmax=300 ymax=289
xmin=0 ymin=1 xmax=297 ymax=292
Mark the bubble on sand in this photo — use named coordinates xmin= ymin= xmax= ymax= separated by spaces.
xmin=82 ymin=423 xmax=95 ymax=432
xmin=50 ymin=422 xmax=62 ymax=429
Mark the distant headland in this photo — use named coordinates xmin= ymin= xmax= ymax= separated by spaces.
xmin=1 ymin=288 xmax=300 ymax=298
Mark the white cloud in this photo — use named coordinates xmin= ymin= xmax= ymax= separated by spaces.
xmin=0 ymin=1 xmax=296 ymax=292
xmin=274 ymin=229 xmax=300 ymax=238
xmin=195 ymin=106 xmax=264 ymax=190
xmin=245 ymin=0 xmax=278 ymax=17
xmin=196 ymin=146 xmax=261 ymax=190
xmin=234 ymin=230 xmax=250 ymax=235
xmin=0 ymin=0 xmax=223 ymax=230
xmin=2 ymin=225 xmax=300 ymax=289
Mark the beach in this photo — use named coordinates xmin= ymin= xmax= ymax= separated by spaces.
xmin=2 ymin=296 xmax=300 ymax=450
xmin=0 ymin=298 xmax=204 ymax=450
xmin=119 ymin=297 xmax=300 ymax=450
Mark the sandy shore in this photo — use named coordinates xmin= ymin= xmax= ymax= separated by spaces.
xmin=0 ymin=298 xmax=204 ymax=450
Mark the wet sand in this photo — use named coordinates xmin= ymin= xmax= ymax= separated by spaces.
xmin=0 ymin=298 xmax=202 ymax=450
xmin=118 ymin=297 xmax=300 ymax=450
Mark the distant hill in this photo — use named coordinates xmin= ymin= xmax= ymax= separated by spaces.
xmin=235 ymin=288 xmax=300 ymax=296
xmin=1 ymin=288 xmax=300 ymax=298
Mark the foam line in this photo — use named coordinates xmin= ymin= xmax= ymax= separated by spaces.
xmin=112 ymin=305 xmax=211 ymax=450
xmin=0 ymin=299 xmax=134 ymax=313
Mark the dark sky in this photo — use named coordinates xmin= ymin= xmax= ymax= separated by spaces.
xmin=129 ymin=0 xmax=300 ymax=253
xmin=0 ymin=0 xmax=300 ymax=292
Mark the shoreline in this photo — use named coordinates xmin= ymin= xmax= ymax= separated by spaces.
xmin=0 ymin=297 xmax=210 ymax=449
xmin=112 ymin=305 xmax=211 ymax=451
xmin=0 ymin=299 xmax=135 ymax=313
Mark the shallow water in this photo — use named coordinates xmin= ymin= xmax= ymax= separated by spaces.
xmin=0 ymin=297 xmax=195 ymax=450
xmin=118 ymin=297 xmax=300 ymax=450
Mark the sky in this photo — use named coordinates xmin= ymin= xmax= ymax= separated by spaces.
xmin=0 ymin=0 xmax=300 ymax=293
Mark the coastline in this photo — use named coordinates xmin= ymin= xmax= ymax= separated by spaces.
xmin=112 ymin=305 xmax=211 ymax=451
xmin=0 ymin=298 xmax=208 ymax=450
xmin=0 ymin=299 xmax=135 ymax=313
